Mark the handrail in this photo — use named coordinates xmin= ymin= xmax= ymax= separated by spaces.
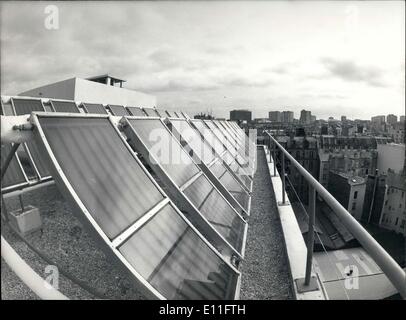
xmin=266 ymin=131 xmax=406 ymax=299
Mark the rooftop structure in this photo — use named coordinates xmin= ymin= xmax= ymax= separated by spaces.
xmin=19 ymin=76 xmax=156 ymax=108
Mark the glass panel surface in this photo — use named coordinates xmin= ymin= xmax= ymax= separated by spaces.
xmin=51 ymin=100 xmax=80 ymax=113
xmin=143 ymin=108 xmax=160 ymax=117
xmin=155 ymin=109 xmax=166 ymax=117
xmin=191 ymin=120 xmax=226 ymax=156
xmin=127 ymin=107 xmax=145 ymax=117
xmin=13 ymin=98 xmax=44 ymax=114
xmin=128 ymin=119 xmax=199 ymax=187
xmin=109 ymin=105 xmax=129 ymax=116
xmin=38 ymin=116 xmax=165 ymax=238
xmin=120 ymin=204 xmax=237 ymax=299
xmin=183 ymin=175 xmax=244 ymax=251
xmin=83 ymin=103 xmax=108 ymax=114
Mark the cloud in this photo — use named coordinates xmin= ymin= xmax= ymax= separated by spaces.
xmin=220 ymin=76 xmax=274 ymax=88
xmin=321 ymin=57 xmax=387 ymax=87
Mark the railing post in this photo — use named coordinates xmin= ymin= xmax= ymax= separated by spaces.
xmin=281 ymin=152 xmax=286 ymax=204
xmin=305 ymin=185 xmax=316 ymax=285
xmin=273 ymin=141 xmax=276 ymax=177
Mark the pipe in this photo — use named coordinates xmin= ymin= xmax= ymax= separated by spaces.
xmin=1 ymin=236 xmax=68 ymax=300
xmin=1 ymin=115 xmax=34 ymax=144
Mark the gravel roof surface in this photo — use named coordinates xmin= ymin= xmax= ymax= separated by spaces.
xmin=1 ymin=184 xmax=145 ymax=300
xmin=1 ymin=147 xmax=293 ymax=300
xmin=239 ymin=147 xmax=294 ymax=299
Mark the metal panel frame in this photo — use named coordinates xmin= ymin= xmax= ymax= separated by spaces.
xmin=166 ymin=118 xmax=250 ymax=217
xmin=10 ymin=97 xmax=52 ymax=181
xmin=121 ymin=116 xmax=248 ymax=260
xmin=30 ymin=112 xmax=241 ymax=300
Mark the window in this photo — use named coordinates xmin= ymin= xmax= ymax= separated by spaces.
xmin=354 ymin=191 xmax=358 ymax=200
xmin=395 ymin=218 xmax=399 ymax=226
xmin=401 ymin=220 xmax=405 ymax=229
xmin=402 ymin=192 xmax=405 ymax=198
xmin=385 ymin=200 xmax=388 ymax=206
xmin=352 ymin=202 xmax=356 ymax=211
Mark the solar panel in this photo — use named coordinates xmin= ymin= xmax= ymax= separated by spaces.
xmin=168 ymin=119 xmax=250 ymax=211
xmin=124 ymin=119 xmax=200 ymax=187
xmin=169 ymin=119 xmax=217 ymax=164
xmin=1 ymin=144 xmax=29 ymax=191
xmin=155 ymin=109 xmax=167 ymax=118
xmin=204 ymin=120 xmax=250 ymax=169
xmin=191 ymin=120 xmax=227 ymax=155
xmin=123 ymin=118 xmax=247 ymax=256
xmin=11 ymin=98 xmax=51 ymax=179
xmin=50 ymin=100 xmax=80 ymax=113
xmin=190 ymin=120 xmax=252 ymax=190
xmin=214 ymin=120 xmax=253 ymax=166
xmin=165 ymin=110 xmax=175 ymax=118
xmin=12 ymin=97 xmax=44 ymax=114
xmin=30 ymin=113 xmax=240 ymax=299
xmin=108 ymin=105 xmax=129 ymax=116
xmin=1 ymin=98 xmax=29 ymax=190
xmin=126 ymin=106 xmax=145 ymax=117
xmin=82 ymin=103 xmax=108 ymax=114
xmin=143 ymin=108 xmax=160 ymax=117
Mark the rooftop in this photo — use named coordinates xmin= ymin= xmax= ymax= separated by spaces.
xmin=1 ymin=95 xmax=405 ymax=300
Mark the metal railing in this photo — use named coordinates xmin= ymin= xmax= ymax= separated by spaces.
xmin=266 ymin=131 xmax=406 ymax=299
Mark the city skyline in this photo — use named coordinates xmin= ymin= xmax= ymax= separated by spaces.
xmin=1 ymin=1 xmax=404 ymax=120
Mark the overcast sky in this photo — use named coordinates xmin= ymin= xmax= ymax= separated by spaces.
xmin=1 ymin=1 xmax=404 ymax=119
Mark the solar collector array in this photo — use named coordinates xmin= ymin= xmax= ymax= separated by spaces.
xmin=123 ymin=118 xmax=247 ymax=255
xmin=190 ymin=120 xmax=252 ymax=191
xmin=168 ymin=119 xmax=250 ymax=211
xmin=31 ymin=113 xmax=239 ymax=300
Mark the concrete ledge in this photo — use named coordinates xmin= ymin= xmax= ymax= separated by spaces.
xmin=262 ymin=145 xmax=328 ymax=300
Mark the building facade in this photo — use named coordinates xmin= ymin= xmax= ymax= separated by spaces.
xmin=268 ymin=111 xmax=281 ymax=122
xmin=379 ymin=170 xmax=406 ymax=236
xmin=300 ymin=109 xmax=312 ymax=124
xmin=230 ymin=109 xmax=252 ymax=122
